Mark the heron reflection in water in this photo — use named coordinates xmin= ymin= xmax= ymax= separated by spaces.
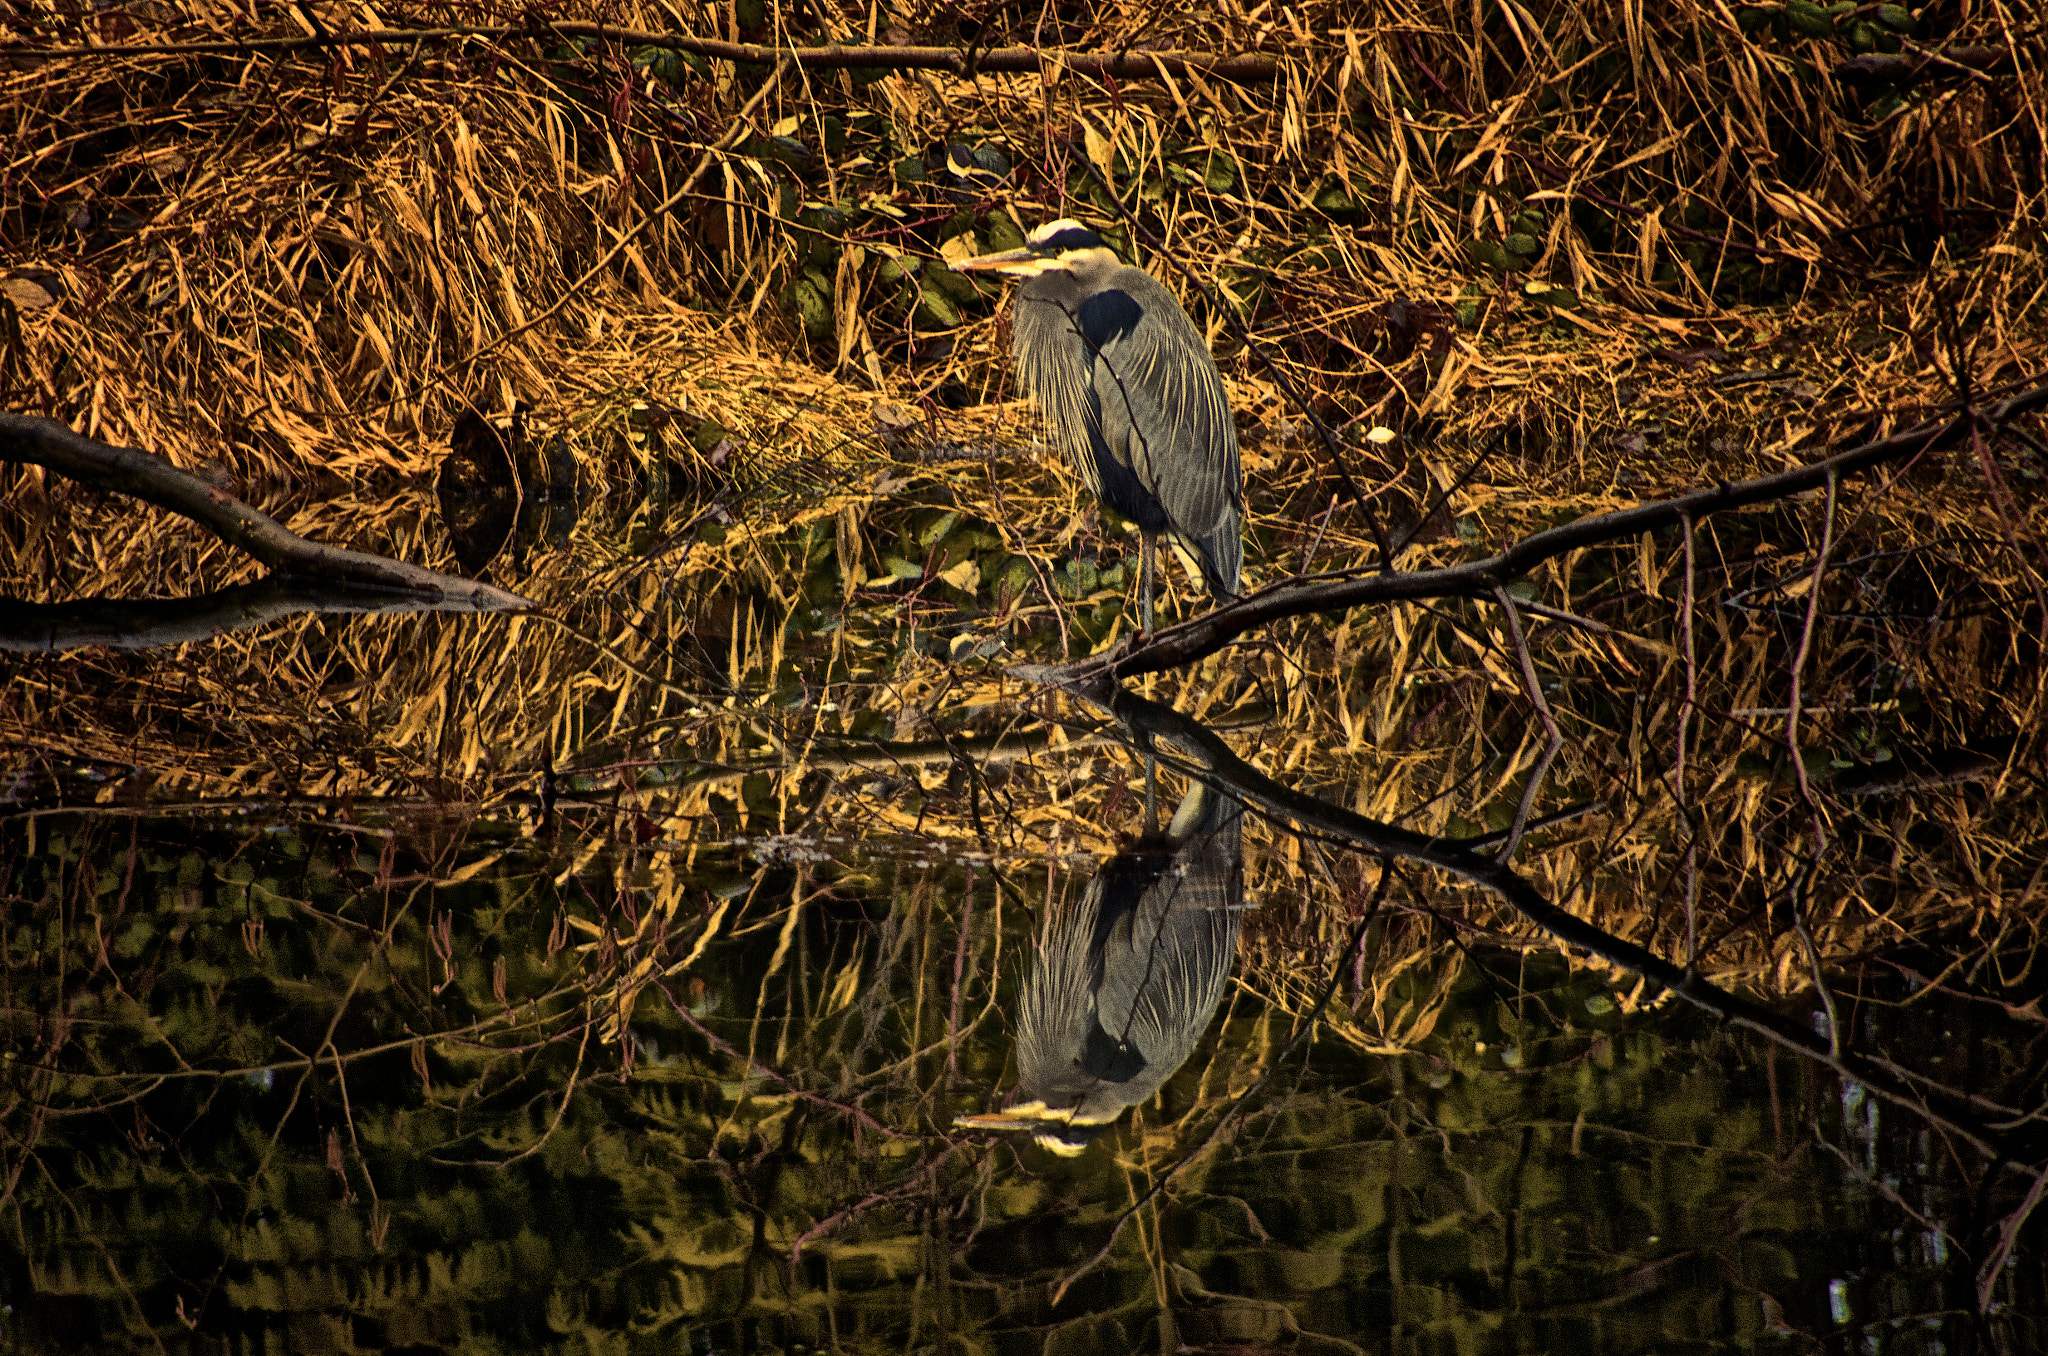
xmin=956 ymin=782 xmax=1246 ymax=1155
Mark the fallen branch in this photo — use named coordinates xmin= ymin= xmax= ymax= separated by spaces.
xmin=0 ymin=577 xmax=517 ymax=653
xmin=2 ymin=23 xmax=1281 ymax=82
xmin=1 ymin=414 xmax=530 ymax=611
xmin=1017 ymin=380 xmax=2048 ymax=684
xmin=1837 ymin=44 xmax=2014 ymax=86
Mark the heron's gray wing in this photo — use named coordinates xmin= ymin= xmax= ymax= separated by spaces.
xmin=1011 ymin=283 xmax=1113 ymax=501
xmin=1094 ymin=786 xmax=1245 ymax=1080
xmin=1080 ymin=270 xmax=1243 ymax=594
xmin=1013 ymin=879 xmax=1109 ymax=1102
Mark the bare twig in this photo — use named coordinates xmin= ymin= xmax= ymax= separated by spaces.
xmin=946 ymin=866 xmax=976 ymax=1077
xmin=1519 ymin=597 xmax=1611 ymax=634
xmin=790 ymin=1144 xmax=964 ymax=1262
xmin=4 ymin=24 xmax=1281 ymax=82
xmin=1677 ymin=513 xmax=1700 ymax=967
xmin=1784 ymin=468 xmax=1839 ymax=853
xmin=1977 ymin=1160 xmax=2048 ymax=1311
xmin=986 ymin=454 xmax=1073 ymax=657
xmin=1488 ymin=585 xmax=1565 ymax=863
xmin=660 ymin=981 xmax=921 ymax=1141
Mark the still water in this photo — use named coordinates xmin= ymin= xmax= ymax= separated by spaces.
xmin=3 ymin=784 xmax=2035 ymax=1354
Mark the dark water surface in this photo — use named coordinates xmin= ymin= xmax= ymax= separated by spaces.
xmin=3 ymin=799 xmax=2038 ymax=1355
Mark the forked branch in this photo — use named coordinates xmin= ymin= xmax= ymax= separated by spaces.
xmin=1017 ymin=381 xmax=2048 ymax=684
xmin=1 ymin=414 xmax=530 ymax=611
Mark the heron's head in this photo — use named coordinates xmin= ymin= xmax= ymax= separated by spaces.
xmin=953 ymin=1098 xmax=1117 ymax=1157
xmin=953 ymin=219 xmax=1121 ymax=284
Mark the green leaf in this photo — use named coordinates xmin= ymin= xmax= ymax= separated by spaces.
xmin=980 ymin=210 xmax=1025 ymax=253
xmin=1313 ymin=177 xmax=1357 ymax=214
xmin=1465 ymin=238 xmax=1512 ymax=272
xmin=925 ymin=266 xmax=980 ymax=305
xmin=783 ymin=278 xmax=831 ymax=337
xmin=915 ymin=285 xmax=961 ymax=329
xmin=1785 ymin=0 xmax=1834 ymax=37
xmin=874 ymin=254 xmax=921 ymax=284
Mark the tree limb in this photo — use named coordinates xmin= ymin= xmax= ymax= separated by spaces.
xmin=1015 ymin=380 xmax=2048 ymax=684
xmin=0 ymin=577 xmax=518 ymax=653
xmin=2 ymin=414 xmax=531 ymax=611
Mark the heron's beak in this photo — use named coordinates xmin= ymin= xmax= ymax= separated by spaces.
xmin=955 ymin=1107 xmax=1100 ymax=1157
xmin=952 ymin=1110 xmax=1054 ymax=1130
xmin=952 ymin=248 xmax=1046 ymax=276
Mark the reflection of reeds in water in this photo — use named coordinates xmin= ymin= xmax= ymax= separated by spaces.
xmin=0 ymin=0 xmax=2042 ymax=1210
xmin=7 ymin=422 xmax=2042 ymax=1026
xmin=16 ymin=812 xmax=2032 ymax=1353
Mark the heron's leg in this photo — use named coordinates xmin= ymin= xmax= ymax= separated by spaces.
xmin=1139 ymin=530 xmax=1157 ymax=636
xmin=1143 ymin=752 xmax=1158 ymax=835
xmin=1136 ymin=531 xmax=1159 ymax=832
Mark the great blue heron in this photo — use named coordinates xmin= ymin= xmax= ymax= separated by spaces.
xmin=957 ymin=219 xmax=1243 ymax=634
xmin=955 ymin=781 xmax=1245 ymax=1155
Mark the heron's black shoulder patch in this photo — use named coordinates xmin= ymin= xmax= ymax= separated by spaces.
xmin=1033 ymin=224 xmax=1108 ymax=254
xmin=1075 ymin=287 xmax=1143 ymax=346
xmin=1078 ymin=1020 xmax=1149 ymax=1082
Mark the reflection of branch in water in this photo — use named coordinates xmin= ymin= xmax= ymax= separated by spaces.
xmin=657 ymin=979 xmax=921 ymax=1143
xmin=1065 ymin=679 xmax=2034 ymax=1169
xmin=788 ymin=1143 xmax=966 ymax=1264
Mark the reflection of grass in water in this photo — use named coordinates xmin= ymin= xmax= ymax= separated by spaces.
xmin=9 ymin=432 xmax=2043 ymax=1008
xmin=3 ymin=0 xmax=2042 ymax=1015
xmin=4 ymin=817 xmax=2030 ymax=1351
